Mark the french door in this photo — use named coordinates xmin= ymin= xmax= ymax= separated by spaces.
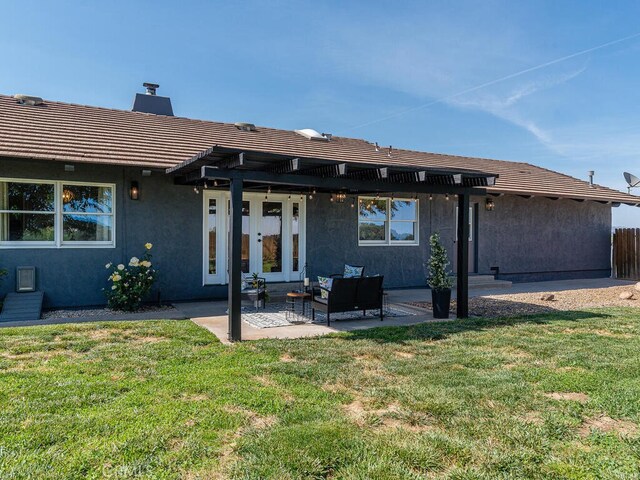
xmin=203 ymin=192 xmax=306 ymax=284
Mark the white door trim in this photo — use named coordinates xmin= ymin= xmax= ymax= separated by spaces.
xmin=203 ymin=191 xmax=306 ymax=285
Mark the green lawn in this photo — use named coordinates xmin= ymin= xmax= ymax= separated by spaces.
xmin=2 ymin=309 xmax=640 ymax=479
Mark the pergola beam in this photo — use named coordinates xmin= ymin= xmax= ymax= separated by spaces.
xmin=344 ymin=167 xmax=388 ymax=181
xmin=299 ymin=163 xmax=347 ymax=177
xmin=215 ymin=152 xmax=245 ymax=170
xmin=264 ymin=157 xmax=300 ymax=174
xmin=200 ymin=166 xmax=488 ymax=196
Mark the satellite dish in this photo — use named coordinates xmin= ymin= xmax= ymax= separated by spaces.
xmin=623 ymin=172 xmax=640 ymax=193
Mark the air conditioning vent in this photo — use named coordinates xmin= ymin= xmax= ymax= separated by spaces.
xmin=14 ymin=94 xmax=44 ymax=106
xmin=234 ymin=122 xmax=257 ymax=132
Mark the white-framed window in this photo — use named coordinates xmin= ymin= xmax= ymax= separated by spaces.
xmin=358 ymin=196 xmax=419 ymax=246
xmin=0 ymin=178 xmax=115 ymax=248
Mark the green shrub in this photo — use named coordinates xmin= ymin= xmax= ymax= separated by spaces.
xmin=426 ymin=233 xmax=453 ymax=291
xmin=104 ymin=243 xmax=156 ymax=311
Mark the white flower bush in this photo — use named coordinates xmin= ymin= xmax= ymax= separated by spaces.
xmin=104 ymin=243 xmax=156 ymax=311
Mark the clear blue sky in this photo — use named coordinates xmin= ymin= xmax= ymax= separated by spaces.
xmin=3 ymin=1 xmax=640 ymax=225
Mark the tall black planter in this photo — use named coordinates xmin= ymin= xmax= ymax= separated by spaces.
xmin=431 ymin=288 xmax=451 ymax=319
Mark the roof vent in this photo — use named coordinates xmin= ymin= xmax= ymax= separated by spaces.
xmin=132 ymin=83 xmax=174 ymax=116
xmin=295 ymin=128 xmax=329 ymax=141
xmin=14 ymin=94 xmax=44 ymax=106
xmin=234 ymin=122 xmax=257 ymax=132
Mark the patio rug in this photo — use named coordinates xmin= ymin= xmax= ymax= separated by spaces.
xmin=241 ymin=302 xmax=417 ymax=329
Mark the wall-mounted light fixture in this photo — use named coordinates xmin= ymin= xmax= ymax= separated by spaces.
xmin=64 ymin=164 xmax=75 ymax=172
xmin=141 ymin=169 xmax=152 ymax=177
xmin=485 ymin=197 xmax=495 ymax=211
xmin=130 ymin=181 xmax=140 ymax=200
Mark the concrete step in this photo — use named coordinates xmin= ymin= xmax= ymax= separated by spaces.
xmin=456 ymin=275 xmax=512 ymax=290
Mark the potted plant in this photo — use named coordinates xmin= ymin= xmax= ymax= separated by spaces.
xmin=426 ymin=233 xmax=454 ymax=318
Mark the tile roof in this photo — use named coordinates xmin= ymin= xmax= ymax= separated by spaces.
xmin=0 ymin=94 xmax=638 ymax=205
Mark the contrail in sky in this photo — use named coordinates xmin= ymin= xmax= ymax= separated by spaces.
xmin=343 ymin=31 xmax=640 ymax=132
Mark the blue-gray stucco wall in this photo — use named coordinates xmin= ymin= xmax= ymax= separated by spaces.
xmin=307 ymin=193 xmax=612 ymax=286
xmin=1 ymin=158 xmax=227 ymax=308
xmin=1 ymin=159 xmax=612 ymax=308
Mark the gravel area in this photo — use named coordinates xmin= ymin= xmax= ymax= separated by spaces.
xmin=42 ymin=305 xmax=178 ymax=319
xmin=408 ymin=285 xmax=640 ymax=318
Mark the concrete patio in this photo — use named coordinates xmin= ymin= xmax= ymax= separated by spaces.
xmin=180 ymin=277 xmax=634 ymax=344
xmin=181 ymin=299 xmax=437 ymax=344
xmin=0 ymin=277 xmax=633 ymax=340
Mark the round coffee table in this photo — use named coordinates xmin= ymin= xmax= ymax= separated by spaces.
xmin=286 ymin=291 xmax=311 ymax=316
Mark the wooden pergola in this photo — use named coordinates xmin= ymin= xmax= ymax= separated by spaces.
xmin=169 ymin=147 xmax=498 ymax=341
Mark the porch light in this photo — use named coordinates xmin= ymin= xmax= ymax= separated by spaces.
xmin=335 ymin=193 xmax=346 ymax=203
xmin=130 ymin=181 xmax=140 ymax=200
xmin=445 ymin=194 xmax=449 ymax=201
xmin=429 ymin=194 xmax=433 ymax=201
xmin=485 ymin=197 xmax=495 ymax=211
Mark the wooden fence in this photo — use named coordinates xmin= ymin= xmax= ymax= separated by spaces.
xmin=613 ymin=228 xmax=640 ymax=280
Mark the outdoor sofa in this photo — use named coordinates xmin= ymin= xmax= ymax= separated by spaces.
xmin=311 ymin=275 xmax=384 ymax=326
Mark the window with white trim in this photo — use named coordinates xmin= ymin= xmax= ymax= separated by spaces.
xmin=358 ymin=197 xmax=418 ymax=245
xmin=0 ymin=178 xmax=115 ymax=248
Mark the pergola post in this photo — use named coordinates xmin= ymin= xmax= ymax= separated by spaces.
xmin=456 ymin=193 xmax=470 ymax=318
xmin=228 ymin=176 xmax=243 ymax=341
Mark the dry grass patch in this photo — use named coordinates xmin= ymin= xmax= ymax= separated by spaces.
xmin=521 ymin=411 xmax=544 ymax=425
xmin=182 ymin=393 xmax=210 ymax=402
xmin=279 ymin=353 xmax=296 ymax=362
xmin=168 ymin=437 xmax=186 ymax=452
xmin=254 ymin=375 xmax=277 ymax=388
xmin=545 ymin=392 xmax=590 ymax=403
xmin=1 ymin=350 xmax=82 ymax=361
xmin=321 ymin=381 xmax=351 ymax=395
xmin=254 ymin=375 xmax=294 ymax=401
xmin=578 ymin=414 xmax=639 ymax=438
xmin=222 ymin=405 xmax=277 ymax=430
xmin=131 ymin=335 xmax=167 ymax=344
xmin=342 ymin=398 xmax=435 ymax=432
xmin=394 ymin=351 xmax=415 ymax=359
xmin=354 ymin=353 xmax=379 ymax=361
xmin=562 ymin=328 xmax=634 ymax=339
